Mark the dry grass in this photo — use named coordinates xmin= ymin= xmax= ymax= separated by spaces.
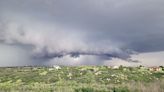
xmin=124 ymin=79 xmax=164 ymax=92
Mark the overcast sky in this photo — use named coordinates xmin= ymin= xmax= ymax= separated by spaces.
xmin=0 ymin=0 xmax=164 ymax=66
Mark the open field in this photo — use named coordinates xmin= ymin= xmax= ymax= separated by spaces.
xmin=0 ymin=66 xmax=164 ymax=92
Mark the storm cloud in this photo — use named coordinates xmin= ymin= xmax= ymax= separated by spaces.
xmin=0 ymin=0 xmax=164 ymax=66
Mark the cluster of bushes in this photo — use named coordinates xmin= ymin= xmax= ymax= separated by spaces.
xmin=0 ymin=66 xmax=163 ymax=92
xmin=75 ymin=87 xmax=129 ymax=92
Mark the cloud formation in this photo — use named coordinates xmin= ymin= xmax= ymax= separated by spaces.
xmin=0 ymin=19 xmax=132 ymax=61
xmin=0 ymin=0 xmax=164 ymax=66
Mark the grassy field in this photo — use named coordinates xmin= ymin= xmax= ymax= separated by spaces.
xmin=0 ymin=66 xmax=164 ymax=92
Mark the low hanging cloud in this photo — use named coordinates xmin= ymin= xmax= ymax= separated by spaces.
xmin=0 ymin=20 xmax=134 ymax=62
xmin=0 ymin=0 xmax=164 ymax=66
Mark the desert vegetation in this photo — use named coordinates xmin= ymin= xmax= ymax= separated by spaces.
xmin=0 ymin=65 xmax=163 ymax=92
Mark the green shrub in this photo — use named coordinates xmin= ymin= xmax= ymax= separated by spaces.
xmin=112 ymin=87 xmax=129 ymax=92
xmin=75 ymin=87 xmax=94 ymax=92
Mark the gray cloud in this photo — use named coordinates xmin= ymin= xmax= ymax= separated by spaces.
xmin=0 ymin=0 xmax=164 ymax=66
xmin=0 ymin=20 xmax=130 ymax=61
